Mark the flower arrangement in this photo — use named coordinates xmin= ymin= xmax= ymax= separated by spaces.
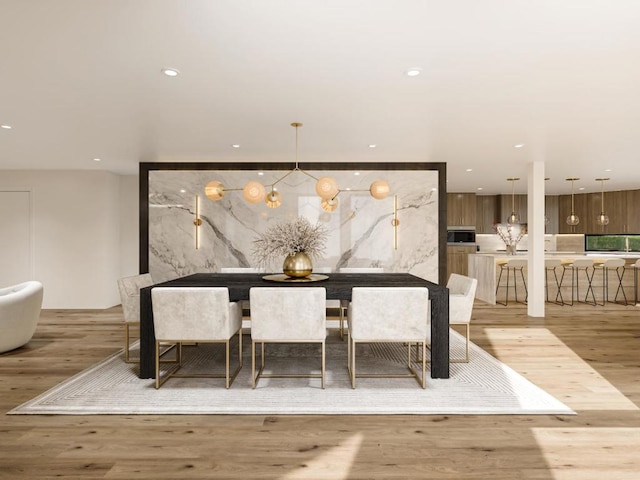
xmin=252 ymin=217 xmax=328 ymax=267
xmin=494 ymin=223 xmax=527 ymax=253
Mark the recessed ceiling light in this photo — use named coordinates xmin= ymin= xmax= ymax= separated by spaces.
xmin=180 ymin=189 xmax=186 ymax=193
xmin=466 ymin=168 xmax=473 ymax=172
xmin=257 ymin=172 xmax=264 ymax=176
xmin=345 ymin=187 xmax=352 ymax=191
xmin=514 ymin=144 xmax=525 ymax=148
xmin=368 ymin=144 xmax=377 ymax=148
xmin=93 ymin=158 xmax=101 ymax=162
xmin=354 ymin=172 xmax=360 ymax=176
xmin=231 ymin=144 xmax=240 ymax=148
xmin=405 ymin=68 xmax=422 ymax=77
xmin=579 ymin=187 xmax=585 ymax=191
xmin=477 ymin=187 xmax=483 ymax=191
xmin=604 ymin=168 xmax=612 ymax=172
xmin=1 ymin=124 xmax=12 ymax=129
xmin=161 ymin=68 xmax=180 ymax=77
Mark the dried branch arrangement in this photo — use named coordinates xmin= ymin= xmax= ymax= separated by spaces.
xmin=494 ymin=223 xmax=527 ymax=246
xmin=252 ymin=217 xmax=328 ymax=267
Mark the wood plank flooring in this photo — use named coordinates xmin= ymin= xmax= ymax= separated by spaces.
xmin=1 ymin=302 xmax=639 ymax=479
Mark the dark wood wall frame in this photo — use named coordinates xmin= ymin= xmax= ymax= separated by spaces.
xmin=139 ymin=162 xmax=448 ymax=284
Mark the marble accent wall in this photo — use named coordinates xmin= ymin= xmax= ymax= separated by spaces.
xmin=149 ymin=168 xmax=439 ymax=282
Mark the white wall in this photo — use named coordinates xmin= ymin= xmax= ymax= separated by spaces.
xmin=0 ymin=170 xmax=138 ymax=309
xmin=119 ymin=175 xmax=139 ymax=280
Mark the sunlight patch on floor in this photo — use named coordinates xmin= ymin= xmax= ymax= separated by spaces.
xmin=482 ymin=328 xmax=638 ymax=411
xmin=530 ymin=427 xmax=640 ymax=479
xmin=279 ymin=433 xmax=363 ymax=480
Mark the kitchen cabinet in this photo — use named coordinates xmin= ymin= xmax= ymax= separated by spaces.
xmin=476 ymin=195 xmax=499 ymax=233
xmin=545 ymin=195 xmax=559 ymax=234
xmin=558 ymin=193 xmax=588 ymax=234
xmin=498 ymin=194 xmax=527 ymax=224
xmin=447 ymin=193 xmax=476 ymax=226
xmin=583 ymin=190 xmax=636 ymax=234
xmin=447 ymin=245 xmax=477 ymax=279
xmin=627 ymin=190 xmax=640 ymax=233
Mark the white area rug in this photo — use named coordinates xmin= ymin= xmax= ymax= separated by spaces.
xmin=9 ymin=331 xmax=574 ymax=415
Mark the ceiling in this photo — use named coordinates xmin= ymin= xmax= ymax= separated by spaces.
xmin=1 ymin=0 xmax=639 ymax=195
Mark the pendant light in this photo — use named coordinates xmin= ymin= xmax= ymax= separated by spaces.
xmin=566 ymin=177 xmax=580 ymax=226
xmin=506 ymin=177 xmax=520 ymax=224
xmin=595 ymin=177 xmax=610 ymax=226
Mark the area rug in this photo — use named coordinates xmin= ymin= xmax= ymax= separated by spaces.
xmin=9 ymin=330 xmax=574 ymax=415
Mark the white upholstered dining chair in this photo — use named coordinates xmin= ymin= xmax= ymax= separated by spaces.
xmin=220 ymin=267 xmax=264 ymax=311
xmin=249 ymin=287 xmax=327 ymax=389
xmin=347 ymin=286 xmax=429 ymax=389
xmin=337 ymin=267 xmax=384 ymax=339
xmin=117 ymin=273 xmax=154 ymax=363
xmin=447 ymin=273 xmax=478 ymax=363
xmin=151 ymin=287 xmax=243 ymax=389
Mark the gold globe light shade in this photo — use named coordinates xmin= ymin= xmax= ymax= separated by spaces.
xmin=265 ymin=190 xmax=282 ymax=209
xmin=205 ymin=180 xmax=225 ymax=201
xmin=370 ymin=180 xmax=390 ymax=199
xmin=242 ymin=181 xmax=266 ymax=204
xmin=315 ymin=176 xmax=339 ymax=199
xmin=321 ymin=196 xmax=339 ymax=212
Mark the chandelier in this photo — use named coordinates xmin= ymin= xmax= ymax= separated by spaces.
xmin=204 ymin=123 xmax=390 ymax=211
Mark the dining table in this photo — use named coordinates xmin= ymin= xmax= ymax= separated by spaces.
xmin=139 ymin=272 xmax=450 ymax=379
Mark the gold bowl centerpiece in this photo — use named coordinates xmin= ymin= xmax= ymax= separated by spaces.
xmin=252 ymin=217 xmax=328 ymax=278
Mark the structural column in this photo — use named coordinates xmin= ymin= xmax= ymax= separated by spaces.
xmin=527 ymin=161 xmax=545 ymax=317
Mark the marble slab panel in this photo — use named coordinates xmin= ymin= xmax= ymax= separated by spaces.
xmin=149 ymin=169 xmax=439 ymax=283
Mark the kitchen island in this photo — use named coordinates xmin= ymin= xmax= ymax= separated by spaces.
xmin=469 ymin=252 xmax=640 ymax=305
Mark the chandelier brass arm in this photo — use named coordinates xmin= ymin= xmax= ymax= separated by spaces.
xmin=204 ymin=122 xmax=390 ymax=210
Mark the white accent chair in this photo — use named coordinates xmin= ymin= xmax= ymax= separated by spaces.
xmin=314 ymin=267 xmax=339 ymax=322
xmin=249 ymin=287 xmax=327 ymax=389
xmin=447 ymin=274 xmax=478 ymax=363
xmin=0 ymin=281 xmax=43 ymax=354
xmin=347 ymin=287 xmax=429 ymax=389
xmin=151 ymin=287 xmax=243 ymax=389
xmin=117 ymin=273 xmax=154 ymax=363
xmin=338 ymin=267 xmax=384 ymax=339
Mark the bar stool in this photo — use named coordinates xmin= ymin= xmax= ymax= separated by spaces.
xmin=495 ymin=258 xmax=528 ymax=306
xmin=562 ymin=258 xmax=596 ymax=306
xmin=545 ymin=258 xmax=564 ymax=305
xmin=631 ymin=259 xmax=640 ymax=306
xmin=594 ymin=258 xmax=628 ymax=305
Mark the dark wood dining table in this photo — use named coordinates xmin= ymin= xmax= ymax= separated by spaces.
xmin=139 ymin=272 xmax=450 ymax=379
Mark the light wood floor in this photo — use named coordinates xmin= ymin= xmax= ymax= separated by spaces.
xmin=1 ymin=302 xmax=639 ymax=479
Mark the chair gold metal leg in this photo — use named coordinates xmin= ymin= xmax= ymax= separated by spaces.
xmin=321 ymin=342 xmax=326 ymax=389
xmin=124 ymin=322 xmax=140 ymax=364
xmin=422 ymin=340 xmax=426 ymax=389
xmin=155 ymin=341 xmax=160 ymax=389
xmin=350 ymin=337 xmax=356 ymax=389
xmin=451 ymin=323 xmax=471 ymax=363
xmin=251 ymin=341 xmax=256 ymax=389
xmin=225 ymin=339 xmax=230 ymax=389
